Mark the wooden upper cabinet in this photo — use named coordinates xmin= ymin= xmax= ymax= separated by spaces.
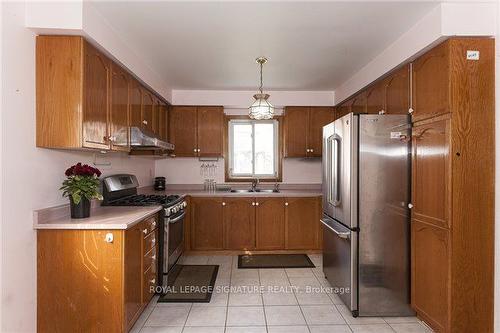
xmin=191 ymin=197 xmax=224 ymax=250
xmin=129 ymin=79 xmax=143 ymax=129
xmin=142 ymin=90 xmax=154 ymax=133
xmin=285 ymin=197 xmax=320 ymax=249
xmin=308 ymin=107 xmax=335 ymax=157
xmin=169 ymin=106 xmax=223 ymax=157
xmin=36 ymin=36 xmax=83 ymax=148
xmin=256 ymin=197 xmax=285 ymax=250
xmin=197 ymin=106 xmax=224 ymax=157
xmin=169 ymin=106 xmax=198 ymax=157
xmin=411 ymin=220 xmax=450 ymax=332
xmin=365 ymin=79 xmax=385 ymax=114
xmin=152 ymin=97 xmax=159 ymax=135
xmin=412 ymin=41 xmax=450 ymax=121
xmin=349 ymin=91 xmax=367 ymax=114
xmin=157 ymin=103 xmax=168 ymax=141
xmin=284 ymin=106 xmax=334 ymax=157
xmin=284 ymin=107 xmax=309 ymax=157
xmin=385 ymin=65 xmax=410 ymax=114
xmin=411 ymin=115 xmax=451 ymax=229
xmin=223 ymin=198 xmax=256 ymax=250
xmin=110 ymin=63 xmax=130 ymax=151
xmin=335 ymin=101 xmax=351 ymax=119
xmin=83 ymin=42 xmax=111 ymax=149
xmin=36 ymin=36 xmax=168 ymax=154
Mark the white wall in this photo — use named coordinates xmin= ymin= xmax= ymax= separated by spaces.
xmin=1 ymin=2 xmax=156 ymax=332
xmin=156 ymin=96 xmax=332 ymax=185
xmin=25 ymin=0 xmax=173 ymax=102
xmin=172 ymin=90 xmax=334 ymax=107
xmin=334 ymin=2 xmax=497 ymax=103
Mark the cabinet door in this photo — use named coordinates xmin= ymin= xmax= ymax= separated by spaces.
xmin=285 ymin=197 xmax=320 ymax=249
xmin=335 ymin=101 xmax=351 ymax=119
xmin=197 ymin=106 xmax=223 ymax=157
xmin=308 ymin=107 xmax=335 ymax=157
xmin=169 ymin=106 xmax=198 ymax=157
xmin=366 ymin=80 xmax=385 ymax=114
xmin=152 ymin=96 xmax=160 ymax=136
xmin=37 ymin=230 xmax=124 ymax=332
xmin=411 ymin=220 xmax=450 ymax=332
xmin=124 ymin=223 xmax=143 ymax=330
xmin=412 ymin=116 xmax=451 ymax=229
xmin=142 ymin=90 xmax=154 ymax=133
xmin=157 ymin=103 xmax=167 ymax=141
xmin=129 ymin=79 xmax=143 ymax=129
xmin=83 ymin=42 xmax=110 ymax=149
xmin=223 ymin=198 xmax=256 ymax=250
xmin=349 ymin=91 xmax=367 ymax=114
xmin=256 ymin=197 xmax=285 ymax=250
xmin=412 ymin=41 xmax=450 ymax=121
xmin=110 ymin=63 xmax=130 ymax=151
xmin=191 ymin=197 xmax=224 ymax=250
xmin=284 ymin=107 xmax=309 ymax=157
xmin=385 ymin=65 xmax=410 ymax=114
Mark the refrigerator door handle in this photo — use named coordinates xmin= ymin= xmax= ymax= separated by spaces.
xmin=332 ymin=136 xmax=342 ymax=206
xmin=326 ymin=135 xmax=334 ymax=205
xmin=320 ymin=219 xmax=350 ymax=239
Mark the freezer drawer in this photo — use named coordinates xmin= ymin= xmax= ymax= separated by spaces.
xmin=321 ymin=216 xmax=358 ymax=315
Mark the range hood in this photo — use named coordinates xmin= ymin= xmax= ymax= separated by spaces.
xmin=129 ymin=127 xmax=174 ymax=151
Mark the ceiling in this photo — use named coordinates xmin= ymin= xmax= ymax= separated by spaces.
xmin=92 ymin=1 xmax=438 ymax=91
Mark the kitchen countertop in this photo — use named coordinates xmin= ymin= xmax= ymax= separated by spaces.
xmin=33 ymin=204 xmax=162 ymax=230
xmin=140 ymin=184 xmax=323 ymax=198
xmin=33 ymin=184 xmax=322 ymax=230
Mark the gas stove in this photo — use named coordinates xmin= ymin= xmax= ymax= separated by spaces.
xmin=101 ymin=174 xmax=187 ymax=286
xmin=108 ymin=194 xmax=179 ymax=206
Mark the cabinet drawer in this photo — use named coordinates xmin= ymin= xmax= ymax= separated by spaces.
xmin=143 ymin=265 xmax=157 ymax=303
xmin=143 ymin=229 xmax=158 ymax=252
xmin=143 ymin=215 xmax=159 ymax=234
xmin=143 ymin=245 xmax=158 ymax=274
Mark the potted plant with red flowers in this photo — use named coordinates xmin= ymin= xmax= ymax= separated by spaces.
xmin=60 ymin=163 xmax=103 ymax=219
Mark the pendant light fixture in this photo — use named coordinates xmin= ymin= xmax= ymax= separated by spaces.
xmin=249 ymin=57 xmax=274 ymax=120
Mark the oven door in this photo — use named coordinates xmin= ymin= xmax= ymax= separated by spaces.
xmin=166 ymin=210 xmax=185 ymax=273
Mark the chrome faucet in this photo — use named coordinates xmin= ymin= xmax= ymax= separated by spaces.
xmin=251 ymin=178 xmax=259 ymax=191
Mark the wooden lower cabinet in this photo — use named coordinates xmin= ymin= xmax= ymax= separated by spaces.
xmin=191 ymin=197 xmax=224 ymax=250
xmin=37 ymin=213 xmax=159 ymax=332
xmin=189 ymin=196 xmax=321 ymax=251
xmin=223 ymin=197 xmax=256 ymax=250
xmin=411 ymin=220 xmax=450 ymax=332
xmin=124 ymin=223 xmax=144 ymax=329
xmin=285 ymin=197 xmax=321 ymax=249
xmin=256 ymin=197 xmax=285 ymax=249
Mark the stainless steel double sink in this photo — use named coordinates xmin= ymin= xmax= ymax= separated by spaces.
xmin=230 ymin=189 xmax=279 ymax=193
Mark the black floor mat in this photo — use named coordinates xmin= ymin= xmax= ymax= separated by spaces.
xmin=158 ymin=264 xmax=219 ymax=303
xmin=238 ymin=254 xmax=315 ymax=269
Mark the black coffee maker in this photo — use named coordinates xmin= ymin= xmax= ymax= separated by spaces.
xmin=154 ymin=177 xmax=166 ymax=191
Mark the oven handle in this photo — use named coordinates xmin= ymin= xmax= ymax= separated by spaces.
xmin=169 ymin=211 xmax=186 ymax=224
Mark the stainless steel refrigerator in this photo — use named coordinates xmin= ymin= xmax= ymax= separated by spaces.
xmin=321 ymin=112 xmax=414 ymax=317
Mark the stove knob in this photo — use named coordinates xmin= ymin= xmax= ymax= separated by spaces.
xmin=171 ymin=207 xmax=178 ymax=214
xmin=182 ymin=201 xmax=187 ymax=208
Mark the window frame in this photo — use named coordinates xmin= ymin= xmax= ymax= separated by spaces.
xmin=224 ymin=115 xmax=283 ymax=182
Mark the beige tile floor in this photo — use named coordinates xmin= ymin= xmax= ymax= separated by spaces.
xmin=131 ymin=254 xmax=432 ymax=333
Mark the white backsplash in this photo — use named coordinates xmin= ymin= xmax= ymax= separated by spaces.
xmin=154 ymin=157 xmax=321 ymax=184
